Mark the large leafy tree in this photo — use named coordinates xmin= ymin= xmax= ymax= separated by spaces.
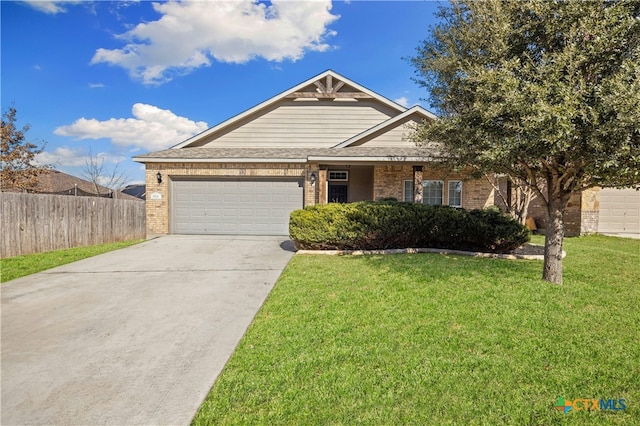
xmin=1 ymin=106 xmax=49 ymax=192
xmin=410 ymin=0 xmax=640 ymax=284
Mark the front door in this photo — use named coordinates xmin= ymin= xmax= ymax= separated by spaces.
xmin=328 ymin=184 xmax=348 ymax=203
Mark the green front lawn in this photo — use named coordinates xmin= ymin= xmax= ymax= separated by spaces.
xmin=193 ymin=235 xmax=639 ymax=425
xmin=0 ymin=240 xmax=143 ymax=283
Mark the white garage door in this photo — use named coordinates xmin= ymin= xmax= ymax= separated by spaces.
xmin=171 ymin=178 xmax=303 ymax=235
xmin=598 ymin=188 xmax=640 ymax=237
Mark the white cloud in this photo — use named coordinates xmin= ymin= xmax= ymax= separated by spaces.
xmin=54 ymin=103 xmax=209 ymax=151
xmin=36 ymin=147 xmax=125 ymax=168
xmin=91 ymin=0 xmax=339 ymax=85
xmin=23 ymin=1 xmax=82 ymax=14
xmin=394 ymin=97 xmax=410 ymax=108
xmin=88 ymin=82 xmax=105 ymax=88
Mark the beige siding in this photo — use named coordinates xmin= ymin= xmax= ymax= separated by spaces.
xmin=360 ymin=122 xmax=418 ymax=147
xmin=197 ymin=100 xmax=398 ymax=148
xmin=346 ymin=166 xmax=374 ymax=202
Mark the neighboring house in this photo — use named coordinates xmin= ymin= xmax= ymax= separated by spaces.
xmin=527 ymin=186 xmax=639 ymax=238
xmin=133 ymin=70 xmax=639 ymax=238
xmin=2 ymin=169 xmax=141 ymax=201
xmin=493 ymin=179 xmax=639 ymax=238
xmin=121 ymin=184 xmax=146 ymax=200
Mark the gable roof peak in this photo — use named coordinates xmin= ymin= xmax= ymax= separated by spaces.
xmin=171 ymin=70 xmax=409 ymax=150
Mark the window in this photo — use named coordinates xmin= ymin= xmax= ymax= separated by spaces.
xmin=448 ymin=180 xmax=462 ymax=207
xmin=407 ymin=179 xmax=462 ymax=206
xmin=328 ymin=171 xmax=348 ymax=181
xmin=422 ymin=180 xmax=443 ymax=205
xmin=404 ymin=180 xmax=414 ymax=202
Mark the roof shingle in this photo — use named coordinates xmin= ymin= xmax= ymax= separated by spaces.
xmin=133 ymin=146 xmax=441 ymax=162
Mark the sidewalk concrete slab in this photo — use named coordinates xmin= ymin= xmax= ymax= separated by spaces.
xmin=1 ymin=235 xmax=294 ymax=425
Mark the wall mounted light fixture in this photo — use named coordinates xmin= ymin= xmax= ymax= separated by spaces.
xmin=156 ymin=172 xmax=162 ymax=184
xmin=310 ymin=172 xmax=317 ymax=186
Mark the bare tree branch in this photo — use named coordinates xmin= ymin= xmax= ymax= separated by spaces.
xmin=81 ymin=148 xmax=129 ymax=198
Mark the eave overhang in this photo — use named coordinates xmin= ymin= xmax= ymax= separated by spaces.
xmin=133 ymin=157 xmax=309 ymax=164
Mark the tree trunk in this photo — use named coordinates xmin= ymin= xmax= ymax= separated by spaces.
xmin=543 ymin=208 xmax=564 ymax=284
xmin=542 ymin=193 xmax=571 ymax=284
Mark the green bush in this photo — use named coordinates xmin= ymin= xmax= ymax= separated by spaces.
xmin=289 ymin=201 xmax=530 ymax=253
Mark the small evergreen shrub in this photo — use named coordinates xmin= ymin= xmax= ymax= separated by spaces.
xmin=289 ymin=201 xmax=530 ymax=253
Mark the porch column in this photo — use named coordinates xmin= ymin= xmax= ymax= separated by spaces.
xmin=413 ymin=165 xmax=423 ymax=203
xmin=318 ymin=168 xmax=328 ymax=205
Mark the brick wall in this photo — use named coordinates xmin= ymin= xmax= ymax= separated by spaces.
xmin=144 ymin=162 xmax=307 ymax=235
xmin=563 ymin=193 xmax=582 ymax=237
xmin=461 ymin=177 xmax=496 ymax=210
xmin=580 ymin=187 xmax=599 ymax=235
xmin=527 ymin=191 xmax=587 ymax=237
xmin=372 ymin=165 xmax=494 ymax=209
xmin=305 ymin=164 xmax=319 ymax=207
xmin=491 ymin=179 xmax=601 ymax=237
xmin=373 ymin=165 xmax=408 ymax=200
xmin=143 ymin=162 xmax=524 ymax=236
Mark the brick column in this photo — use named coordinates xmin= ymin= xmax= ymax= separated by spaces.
xmin=318 ymin=168 xmax=328 ymax=205
xmin=305 ymin=167 xmax=319 ymax=207
xmin=413 ymin=165 xmax=423 ymax=203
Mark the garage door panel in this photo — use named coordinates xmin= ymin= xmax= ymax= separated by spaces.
xmin=174 ymin=193 xmax=191 ymax=202
xmin=171 ymin=178 xmax=303 ymax=235
xmin=237 ymin=208 xmax=256 ymax=217
xmin=240 ymin=223 xmax=267 ymax=232
xmin=271 ymin=194 xmax=287 ymax=203
xmin=255 ymin=208 xmax=270 ymax=218
xmin=599 ymin=188 xmax=640 ymax=235
xmin=223 ymin=208 xmax=238 ymax=217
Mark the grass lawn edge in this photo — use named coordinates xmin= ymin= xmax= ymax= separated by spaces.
xmin=0 ymin=239 xmax=144 ymax=283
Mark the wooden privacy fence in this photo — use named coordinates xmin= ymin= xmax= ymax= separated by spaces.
xmin=1 ymin=192 xmax=146 ymax=258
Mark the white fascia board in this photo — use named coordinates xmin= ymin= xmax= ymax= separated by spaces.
xmin=171 ymin=70 xmax=409 ymax=149
xmin=132 ymin=157 xmax=308 ymax=163
xmin=332 ymin=106 xmax=438 ymax=149
xmin=307 ymin=156 xmax=432 ymax=162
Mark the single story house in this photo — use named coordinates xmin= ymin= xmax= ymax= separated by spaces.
xmin=133 ymin=70 xmax=639 ymax=238
xmin=2 ymin=169 xmax=140 ymax=201
xmin=121 ymin=184 xmax=146 ymax=200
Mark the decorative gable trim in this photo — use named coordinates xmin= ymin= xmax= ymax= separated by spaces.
xmin=172 ymin=70 xmax=408 ymax=149
xmin=284 ymin=73 xmax=372 ymax=99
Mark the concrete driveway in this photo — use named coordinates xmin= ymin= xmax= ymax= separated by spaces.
xmin=1 ymin=235 xmax=295 ymax=425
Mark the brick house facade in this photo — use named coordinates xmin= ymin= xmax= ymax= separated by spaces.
xmin=133 ymin=71 xmax=468 ymax=236
xmin=142 ymin=161 xmax=497 ymax=235
xmin=135 ymin=70 xmax=616 ymax=237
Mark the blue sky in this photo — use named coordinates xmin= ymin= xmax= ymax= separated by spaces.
xmin=2 ymin=1 xmax=442 ymax=186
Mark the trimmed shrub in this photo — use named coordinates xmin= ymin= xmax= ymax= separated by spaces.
xmin=289 ymin=201 xmax=530 ymax=253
